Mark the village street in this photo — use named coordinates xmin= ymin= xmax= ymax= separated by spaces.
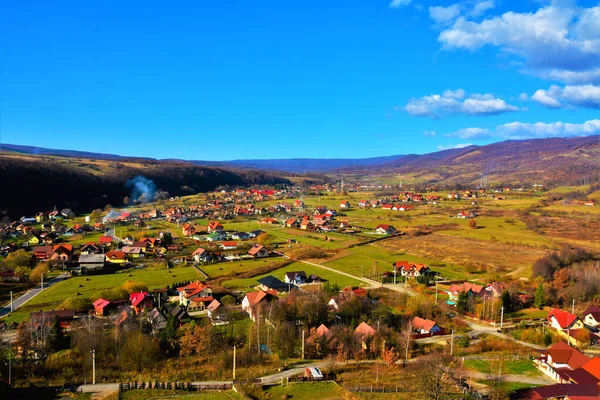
xmin=0 ymin=273 xmax=70 ymax=318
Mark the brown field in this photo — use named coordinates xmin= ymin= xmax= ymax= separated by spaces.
xmin=379 ymin=233 xmax=548 ymax=278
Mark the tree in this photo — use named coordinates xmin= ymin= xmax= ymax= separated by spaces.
xmin=534 ymin=283 xmax=545 ymax=309
xmin=29 ymin=263 xmax=49 ymax=284
xmin=417 ymin=355 xmax=454 ymax=400
xmin=468 ymin=219 xmax=477 ymax=229
xmin=122 ymin=281 xmax=149 ymax=294
xmin=118 ymin=331 xmax=160 ymax=372
xmin=552 ymin=268 xmax=570 ymax=290
xmin=179 ymin=323 xmax=218 ymax=356
xmin=383 ymin=347 xmax=399 ymax=366
xmin=400 ymin=321 xmax=412 ymax=367
xmin=221 ymin=295 xmax=236 ymax=306
xmin=4 ymin=249 xmax=34 ymax=270
xmin=501 ymin=290 xmax=511 ymax=313
xmin=456 ymin=291 xmax=470 ymax=314
xmin=48 ymin=315 xmax=65 ymax=352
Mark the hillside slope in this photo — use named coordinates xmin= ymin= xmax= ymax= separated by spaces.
xmin=0 ymin=153 xmax=290 ymax=219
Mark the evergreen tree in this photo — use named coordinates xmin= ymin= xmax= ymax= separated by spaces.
xmin=534 ymin=283 xmax=545 ymax=309
xmin=456 ymin=291 xmax=469 ymax=314
xmin=501 ymin=290 xmax=511 ymax=313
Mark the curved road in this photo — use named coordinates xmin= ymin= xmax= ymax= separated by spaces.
xmin=0 ymin=273 xmax=70 ymax=318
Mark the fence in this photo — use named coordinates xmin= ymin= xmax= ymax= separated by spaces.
xmin=411 ymin=329 xmax=448 ymax=340
xmin=119 ymin=381 xmax=233 ymax=392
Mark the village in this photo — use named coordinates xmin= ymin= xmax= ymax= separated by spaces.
xmin=0 ymin=182 xmax=599 ymax=400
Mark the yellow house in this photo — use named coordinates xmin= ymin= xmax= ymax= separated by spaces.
xmin=28 ymin=236 xmax=40 ymax=245
xmin=548 ymin=308 xmax=586 ymax=346
xmin=105 ymin=250 xmax=128 ymax=264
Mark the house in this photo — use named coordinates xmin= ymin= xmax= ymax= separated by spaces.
xmin=315 ymin=324 xmax=332 ymax=339
xmin=257 ymin=275 xmax=289 ymax=292
xmin=78 ymin=254 xmax=106 ymax=271
xmin=457 ymin=211 xmax=475 ymax=219
xmin=207 ymin=221 xmax=224 ymax=233
xmin=355 ymin=322 xmax=376 ymax=337
xmin=483 ymin=282 xmax=507 ymax=299
xmin=30 ymin=309 xmax=76 ymax=329
xmin=285 ymin=218 xmax=299 ymax=228
xmin=518 ymin=383 xmax=600 ymax=399
xmin=248 ymin=244 xmax=269 ymax=258
xmin=182 ymin=224 xmax=196 ymax=237
xmin=207 ymin=299 xmax=226 ymax=322
xmin=130 ymin=291 xmax=153 ymax=313
xmin=206 ymin=231 xmax=227 ymax=242
xmin=105 ymin=250 xmax=127 ymax=264
xmin=548 ymin=309 xmax=584 ymax=331
xmin=98 ymin=236 xmax=114 ymax=246
xmin=582 ymin=305 xmax=600 ymax=329
xmin=33 ymin=245 xmax=53 ymax=261
xmin=122 ymin=246 xmax=144 ymax=259
xmin=300 ymin=220 xmax=314 ymax=230
xmin=447 ymin=282 xmax=484 ymax=302
xmin=163 ymin=303 xmax=191 ymax=325
xmin=220 ymin=241 xmax=238 ymax=250
xmin=375 ymin=224 xmax=397 ymax=235
xmin=242 ymin=289 xmax=278 ymax=321
xmin=81 ymin=243 xmax=102 ymax=255
xmin=147 ymin=308 xmax=168 ymax=332
xmin=28 ymin=235 xmax=41 ymax=246
xmin=177 ymin=281 xmax=213 ymax=307
xmin=535 ymin=341 xmax=592 ymax=382
xmin=284 ymin=271 xmax=307 ymax=285
xmin=358 ymin=200 xmax=371 ymax=208
xmin=411 ymin=316 xmax=442 ymax=334
xmin=340 ymin=201 xmax=350 ymax=209
xmin=192 ymin=247 xmax=212 ymax=263
xmin=50 ymin=244 xmax=73 ymax=262
xmin=392 ymin=261 xmax=430 ymax=278
xmin=93 ymin=298 xmax=112 ymax=316
xmin=261 ymin=217 xmax=279 ymax=225
xmin=231 ymin=231 xmax=251 ymax=240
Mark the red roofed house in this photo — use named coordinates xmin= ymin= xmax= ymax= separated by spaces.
xmin=548 ymin=309 xmax=584 ymax=331
xmin=33 ymin=246 xmax=53 ymax=261
xmin=105 ymin=250 xmax=127 ymax=264
xmin=177 ymin=281 xmax=213 ymax=308
xmin=355 ymin=322 xmax=376 ymax=337
xmin=535 ymin=341 xmax=592 ymax=382
xmin=285 ymin=218 xmax=299 ymax=228
xmin=220 ymin=241 xmax=238 ymax=250
xmin=248 ymin=244 xmax=269 ymax=259
xmin=192 ymin=247 xmax=212 ymax=263
xmin=375 ymin=224 xmax=397 ymax=235
xmin=582 ymin=357 xmax=600 ymax=381
xmin=182 ymin=223 xmax=196 ymax=237
xmin=242 ymin=289 xmax=278 ymax=321
xmin=582 ymin=304 xmax=600 ymax=329
xmin=315 ymin=324 xmax=332 ymax=339
xmin=51 ymin=244 xmax=74 ymax=262
xmin=340 ymin=201 xmax=350 ymax=209
xmin=448 ymin=282 xmax=484 ymax=302
xmin=93 ymin=298 xmax=112 ymax=317
xmin=99 ymin=236 xmax=114 ymax=246
xmin=393 ymin=261 xmax=431 ymax=278
xmin=207 ymin=221 xmax=224 ymax=233
xmin=411 ymin=316 xmax=442 ymax=334
xmin=130 ymin=292 xmax=153 ymax=314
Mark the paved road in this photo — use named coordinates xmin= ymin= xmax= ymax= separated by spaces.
xmin=274 ymin=251 xmax=417 ymax=296
xmin=462 ymin=319 xmax=545 ymax=351
xmin=0 ymin=273 xmax=70 ymax=318
xmin=259 ymin=361 xmax=330 ymax=384
xmin=464 ymin=371 xmax=553 ymax=386
xmin=78 ymin=383 xmax=120 ymax=399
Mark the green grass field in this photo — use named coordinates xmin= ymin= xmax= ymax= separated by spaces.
xmin=464 ymin=359 xmax=539 ymax=377
xmin=265 ymin=382 xmax=349 ymax=400
xmin=3 ymin=264 xmax=201 ymax=323
xmin=221 ymin=261 xmax=365 ymax=290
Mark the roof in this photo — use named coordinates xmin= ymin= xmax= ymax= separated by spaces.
xmin=355 ymin=322 xmax=376 ymax=337
xmin=53 ymin=244 xmax=73 ymax=253
xmin=521 ymin=384 xmax=599 ymax=399
xmin=177 ymin=281 xmax=211 ymax=298
xmin=78 ymin=254 xmax=106 ymax=264
xmin=221 ymin=241 xmax=238 ymax=247
xmin=207 ymin=299 xmax=221 ymax=313
xmin=548 ymin=308 xmax=580 ymax=329
xmin=106 ymin=250 xmax=126 ymax=260
xmin=412 ymin=316 xmax=438 ymax=332
xmin=93 ymin=298 xmax=111 ymax=309
xmin=30 ymin=309 xmax=76 ymax=321
xmin=316 ymin=324 xmax=332 ymax=338
xmin=257 ymin=275 xmax=288 ymax=290
xmin=393 ymin=261 xmax=429 ymax=272
xmin=192 ymin=247 xmax=207 ymax=255
xmin=583 ymin=304 xmax=600 ymax=321
xmin=248 ymin=244 xmax=267 ymax=256
xmin=449 ymin=282 xmax=484 ymax=295
xmin=245 ymin=289 xmax=278 ymax=307
xmin=582 ymin=357 xmax=600 ymax=380
xmin=33 ymin=245 xmax=53 ymax=254
xmin=129 ymin=292 xmax=150 ymax=307
xmin=376 ymin=224 xmax=393 ymax=230
xmin=547 ymin=342 xmax=590 ymax=369
xmin=99 ymin=236 xmax=113 ymax=243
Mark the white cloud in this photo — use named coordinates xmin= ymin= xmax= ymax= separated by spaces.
xmin=437 ymin=143 xmax=474 ymax=150
xmin=437 ymin=4 xmax=600 ymax=83
xmin=390 ymin=0 xmax=412 ymax=8
xmin=423 ymin=130 xmax=437 ymax=136
xmin=518 ymin=92 xmax=529 ymax=101
xmin=404 ymin=89 xmax=519 ymax=118
xmin=530 ymin=84 xmax=600 ymax=109
xmin=448 ymin=119 xmax=600 ymax=140
xmin=429 ymin=4 xmax=462 ymax=24
xmin=469 ymin=0 xmax=495 ymax=18
xmin=531 ymin=88 xmax=563 ymax=108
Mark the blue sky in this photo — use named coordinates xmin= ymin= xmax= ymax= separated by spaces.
xmin=1 ymin=0 xmax=598 ymax=160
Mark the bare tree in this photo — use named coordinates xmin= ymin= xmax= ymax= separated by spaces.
xmin=417 ymin=355 xmax=454 ymax=400
xmin=400 ymin=320 xmax=412 ymax=367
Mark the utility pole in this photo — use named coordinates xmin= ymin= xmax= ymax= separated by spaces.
xmin=92 ymin=349 xmax=96 ymax=385
xmin=572 ymin=299 xmax=575 ymax=315
xmin=361 ymin=265 xmax=363 ymax=278
xmin=41 ymin=273 xmax=44 ymax=291
xmin=393 ymin=267 xmax=397 ymax=285
xmin=10 ymin=291 xmax=13 ymax=312
xmin=500 ymin=306 xmax=504 ymax=330
xmin=8 ymin=345 xmax=11 ymax=386
xmin=451 ymin=330 xmax=454 ymax=356
xmin=435 ymin=281 xmax=438 ymax=304
xmin=301 ymin=329 xmax=305 ymax=360
xmin=233 ymin=346 xmax=236 ymax=381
